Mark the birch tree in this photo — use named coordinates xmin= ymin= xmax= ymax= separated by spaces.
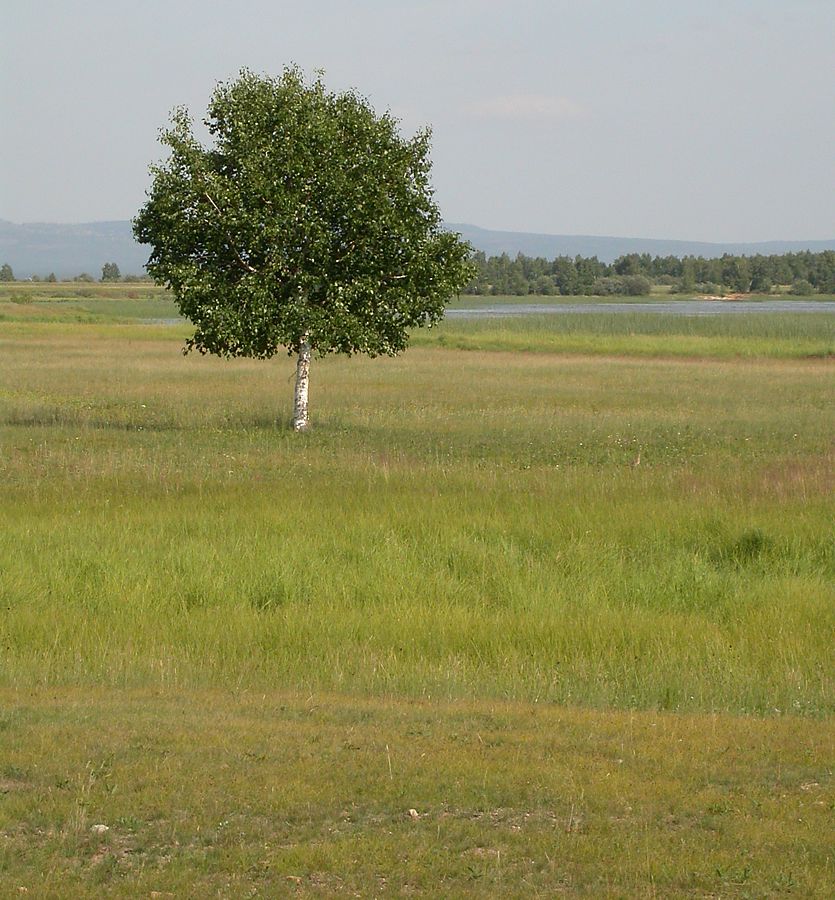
xmin=134 ymin=67 xmax=474 ymax=430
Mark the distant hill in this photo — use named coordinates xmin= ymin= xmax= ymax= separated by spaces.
xmin=1 ymin=218 xmax=833 ymax=278
xmin=0 ymin=220 xmax=149 ymax=279
xmin=446 ymin=224 xmax=835 ymax=264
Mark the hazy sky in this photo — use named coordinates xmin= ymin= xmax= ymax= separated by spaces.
xmin=2 ymin=0 xmax=833 ymax=241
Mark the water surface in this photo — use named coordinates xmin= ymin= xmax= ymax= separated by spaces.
xmin=446 ymin=300 xmax=835 ymax=318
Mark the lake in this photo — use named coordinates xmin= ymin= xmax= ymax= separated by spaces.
xmin=446 ymin=300 xmax=835 ymax=318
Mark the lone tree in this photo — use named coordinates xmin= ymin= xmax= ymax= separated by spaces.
xmin=134 ymin=67 xmax=474 ymax=430
xmin=0 ymin=263 xmax=14 ymax=282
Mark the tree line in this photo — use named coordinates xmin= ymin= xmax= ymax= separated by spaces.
xmin=0 ymin=262 xmax=151 ymax=283
xmin=463 ymin=250 xmax=835 ymax=296
xmin=3 ymin=249 xmax=834 ymax=296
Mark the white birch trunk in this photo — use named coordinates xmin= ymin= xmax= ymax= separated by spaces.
xmin=292 ymin=336 xmax=312 ymax=431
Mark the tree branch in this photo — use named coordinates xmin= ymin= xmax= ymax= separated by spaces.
xmin=333 ymin=242 xmax=356 ymax=264
xmin=202 ymin=190 xmax=258 ymax=274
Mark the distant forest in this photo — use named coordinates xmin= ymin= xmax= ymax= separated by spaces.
xmin=464 ymin=250 xmax=835 ymax=296
xmin=3 ymin=250 xmax=834 ymax=296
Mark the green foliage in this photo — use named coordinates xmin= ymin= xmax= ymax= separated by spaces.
xmin=591 ymin=274 xmax=652 ymax=296
xmin=100 ymin=262 xmax=121 ymax=282
xmin=121 ymin=273 xmax=153 ymax=283
xmin=0 ymin=263 xmax=14 ymax=282
xmin=465 ymin=249 xmax=835 ymax=296
xmin=134 ymin=66 xmax=474 ymax=360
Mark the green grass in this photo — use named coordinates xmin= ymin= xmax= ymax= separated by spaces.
xmin=1 ymin=688 xmax=832 ymax=897
xmin=1 ymin=323 xmax=832 ymax=712
xmin=0 ymin=281 xmax=166 ymax=300
xmin=0 ymin=282 xmax=177 ymax=323
xmin=2 ymin=284 xmax=833 ymax=359
xmin=0 ymin=304 xmax=833 ymax=894
xmin=418 ymin=309 xmax=835 ymax=358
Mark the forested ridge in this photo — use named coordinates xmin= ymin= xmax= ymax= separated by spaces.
xmin=464 ymin=249 xmax=835 ymax=296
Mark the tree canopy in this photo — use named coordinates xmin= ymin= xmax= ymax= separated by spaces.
xmin=134 ymin=67 xmax=473 ymax=366
xmin=101 ymin=262 xmax=121 ymax=282
xmin=463 ymin=249 xmax=835 ymax=296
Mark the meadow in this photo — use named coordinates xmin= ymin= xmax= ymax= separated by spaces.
xmin=1 ymin=285 xmax=833 ymax=895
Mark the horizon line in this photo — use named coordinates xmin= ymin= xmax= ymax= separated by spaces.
xmin=2 ymin=217 xmax=834 ymax=247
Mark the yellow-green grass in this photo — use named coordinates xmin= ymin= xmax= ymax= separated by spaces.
xmin=1 ymin=312 xmax=833 ymax=894
xmin=1 ymin=323 xmax=832 ymax=713
xmin=0 ymin=283 xmax=175 ymax=324
xmin=0 ymin=281 xmax=166 ymax=300
xmin=417 ymin=309 xmax=835 ymax=359
xmin=1 ymin=688 xmax=833 ymax=897
xmin=2 ymin=284 xmax=833 ymax=359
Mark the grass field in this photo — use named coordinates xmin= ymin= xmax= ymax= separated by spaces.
xmin=1 ymin=287 xmax=833 ymax=895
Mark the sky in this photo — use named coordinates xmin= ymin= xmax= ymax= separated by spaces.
xmin=1 ymin=0 xmax=833 ymax=242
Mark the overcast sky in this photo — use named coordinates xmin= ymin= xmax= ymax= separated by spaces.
xmin=2 ymin=0 xmax=833 ymax=241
